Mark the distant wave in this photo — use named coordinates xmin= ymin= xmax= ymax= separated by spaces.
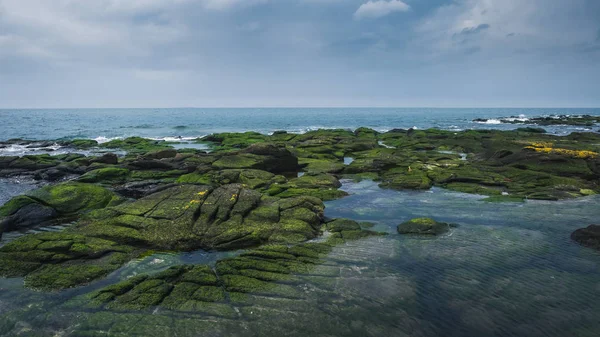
xmin=94 ymin=136 xmax=122 ymax=144
xmin=149 ymin=136 xmax=205 ymax=142
xmin=118 ymin=124 xmax=156 ymax=129
xmin=172 ymin=125 xmax=188 ymax=130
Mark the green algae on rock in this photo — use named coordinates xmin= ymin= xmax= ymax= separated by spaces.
xmin=0 ymin=182 xmax=120 ymax=236
xmin=397 ymin=218 xmax=452 ymax=236
xmin=0 ymin=183 xmax=332 ymax=290
xmin=0 ymin=232 xmax=134 ymax=290
xmin=84 ymin=222 xmax=385 ymax=312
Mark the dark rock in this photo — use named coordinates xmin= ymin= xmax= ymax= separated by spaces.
xmin=516 ymin=127 xmax=546 ymax=133
xmin=92 ymin=153 xmax=118 ymax=165
xmin=115 ymin=182 xmax=177 ymax=199
xmin=143 ymin=149 xmax=178 ymax=160
xmin=26 ymin=141 xmax=55 ymax=148
xmin=571 ymin=225 xmax=600 ymax=250
xmin=0 ymin=203 xmax=58 ymax=234
xmin=128 ymin=160 xmax=175 ymax=170
xmin=0 ymin=156 xmax=18 ymax=169
xmin=35 ymin=168 xmax=67 ymax=181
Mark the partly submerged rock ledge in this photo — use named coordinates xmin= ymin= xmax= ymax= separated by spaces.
xmin=0 ymin=127 xmax=599 ymax=293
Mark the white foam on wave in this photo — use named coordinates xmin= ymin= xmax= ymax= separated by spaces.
xmin=0 ymin=143 xmax=63 ymax=156
xmin=503 ymin=114 xmax=529 ymax=122
xmin=476 ymin=119 xmax=502 ymax=124
xmin=150 ymin=136 xmax=206 ymax=142
xmin=94 ymin=136 xmax=121 ymax=144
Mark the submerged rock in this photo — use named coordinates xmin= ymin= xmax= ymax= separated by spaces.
xmin=397 ymin=217 xmax=451 ymax=236
xmin=571 ymin=225 xmax=600 ymax=250
xmin=83 ymin=226 xmax=385 ymax=311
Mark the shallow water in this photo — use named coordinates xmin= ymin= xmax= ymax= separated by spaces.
xmin=0 ymin=179 xmax=36 ymax=205
xmin=1 ymin=180 xmax=599 ymax=336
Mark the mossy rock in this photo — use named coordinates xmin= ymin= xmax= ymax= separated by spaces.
xmin=100 ymin=137 xmax=172 ymax=154
xmin=298 ymin=158 xmax=345 ymax=174
xmin=0 ymin=232 xmax=134 ymax=290
xmin=0 ymin=195 xmax=37 ymax=217
xmin=78 ymin=167 xmax=131 ymax=184
xmin=397 ymin=217 xmax=451 ymax=236
xmin=83 ymin=226 xmax=384 ymax=310
xmin=26 ymin=182 xmax=117 ymax=214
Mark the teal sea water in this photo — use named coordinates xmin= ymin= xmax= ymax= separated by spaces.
xmin=0 ymin=108 xmax=600 ymax=336
xmin=1 ymin=108 xmax=599 ymax=142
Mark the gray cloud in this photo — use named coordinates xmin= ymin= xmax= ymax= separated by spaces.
xmin=0 ymin=0 xmax=599 ymax=108
xmin=459 ymin=23 xmax=491 ymax=36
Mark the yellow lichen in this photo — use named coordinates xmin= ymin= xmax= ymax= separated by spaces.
xmin=525 ymin=142 xmax=598 ymax=159
xmin=230 ymin=194 xmax=238 ymax=201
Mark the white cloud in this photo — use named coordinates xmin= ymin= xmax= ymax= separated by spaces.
xmin=354 ymin=0 xmax=409 ymax=20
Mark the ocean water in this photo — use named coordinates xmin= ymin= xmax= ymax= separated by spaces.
xmin=0 ymin=108 xmax=599 ymax=142
xmin=1 ymin=108 xmax=600 ymax=336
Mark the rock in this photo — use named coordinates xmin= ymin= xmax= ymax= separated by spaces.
xmin=0 ymin=232 xmax=133 ymax=290
xmin=91 ymin=153 xmax=118 ymax=165
xmin=143 ymin=148 xmax=178 ymax=160
xmin=115 ymin=182 xmax=177 ymax=199
xmin=100 ymin=137 xmax=172 ymax=154
xmin=84 ymin=225 xmax=385 ymax=310
xmin=213 ymin=144 xmax=298 ymax=173
xmin=571 ymin=225 xmax=600 ymax=250
xmin=516 ymin=127 xmax=546 ymax=133
xmin=64 ymin=139 xmax=99 ymax=149
xmin=35 ymin=167 xmax=67 ymax=181
xmin=78 ymin=167 xmax=131 ymax=184
xmin=397 ymin=217 xmax=451 ymax=235
xmin=26 ymin=182 xmax=117 ymax=214
xmin=0 ymin=183 xmax=118 ymax=237
xmin=128 ymin=160 xmax=175 ymax=170
xmin=0 ymin=202 xmax=58 ymax=234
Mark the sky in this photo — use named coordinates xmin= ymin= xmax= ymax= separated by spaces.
xmin=0 ymin=0 xmax=599 ymax=108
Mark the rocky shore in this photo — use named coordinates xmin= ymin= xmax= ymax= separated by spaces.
xmin=1 ymin=127 xmax=599 ymax=311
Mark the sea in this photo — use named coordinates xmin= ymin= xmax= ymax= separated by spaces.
xmin=0 ymin=108 xmax=600 ymax=336
xmin=0 ymin=108 xmax=599 ymax=143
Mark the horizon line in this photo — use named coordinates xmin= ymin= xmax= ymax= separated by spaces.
xmin=1 ymin=106 xmax=600 ymax=110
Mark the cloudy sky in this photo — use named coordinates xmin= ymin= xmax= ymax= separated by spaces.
xmin=1 ymin=0 xmax=599 ymax=108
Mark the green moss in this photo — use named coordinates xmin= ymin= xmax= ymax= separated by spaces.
xmin=66 ymin=139 xmax=99 ymax=149
xmin=24 ymin=263 xmax=117 ymax=291
xmin=397 ymin=217 xmax=450 ymax=236
xmin=78 ymin=167 xmax=131 ymax=184
xmin=26 ymin=182 xmax=116 ymax=214
xmin=212 ymin=154 xmax=261 ymax=169
xmin=298 ymin=158 xmax=345 ymax=174
xmin=100 ymin=137 xmax=172 ymax=154
xmin=176 ymin=172 xmax=213 ymax=185
xmin=0 ymin=195 xmax=36 ymax=217
xmin=271 ymin=188 xmax=348 ymax=201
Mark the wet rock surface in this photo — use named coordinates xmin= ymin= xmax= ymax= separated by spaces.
xmin=571 ymin=225 xmax=600 ymax=250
